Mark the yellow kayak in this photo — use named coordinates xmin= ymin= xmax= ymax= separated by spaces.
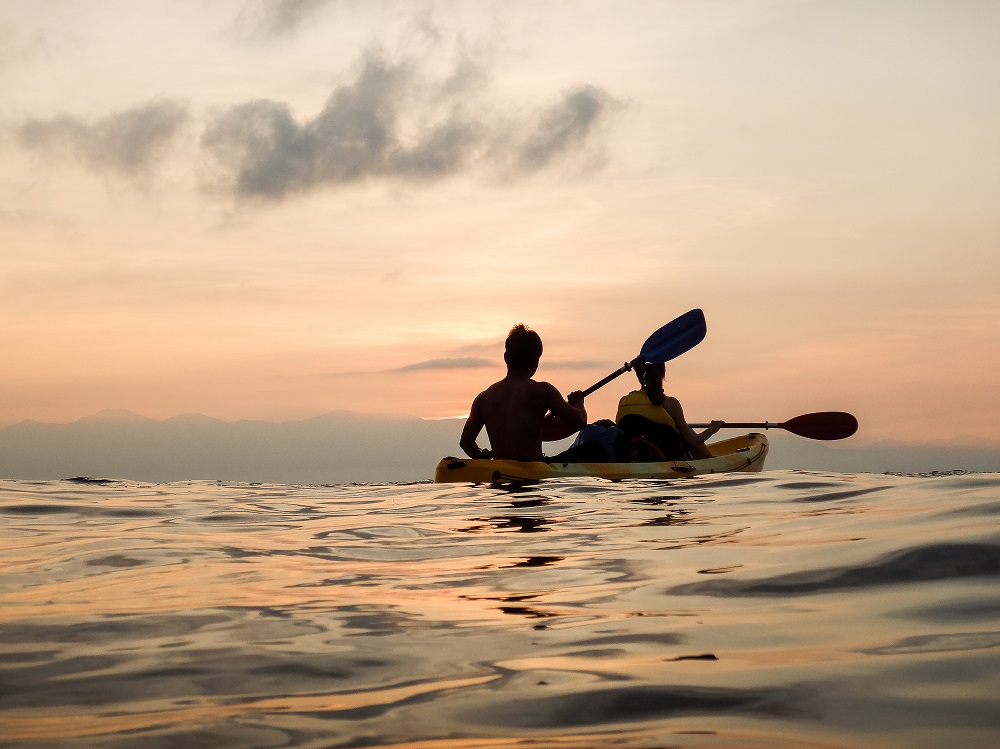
xmin=434 ymin=433 xmax=768 ymax=483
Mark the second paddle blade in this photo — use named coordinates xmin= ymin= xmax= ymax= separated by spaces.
xmin=782 ymin=412 xmax=859 ymax=440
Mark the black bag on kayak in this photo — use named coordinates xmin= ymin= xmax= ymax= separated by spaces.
xmin=550 ymin=420 xmax=627 ymax=463
xmin=617 ymin=414 xmax=691 ymax=461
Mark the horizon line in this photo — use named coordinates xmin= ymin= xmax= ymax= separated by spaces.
xmin=1 ymin=408 xmax=468 ymax=428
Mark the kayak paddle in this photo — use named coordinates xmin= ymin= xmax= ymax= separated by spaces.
xmin=543 ymin=308 xmax=708 ymax=441
xmin=689 ymin=411 xmax=859 ymax=441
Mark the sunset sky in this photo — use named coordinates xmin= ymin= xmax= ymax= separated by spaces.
xmin=2 ymin=0 xmax=998 ymax=447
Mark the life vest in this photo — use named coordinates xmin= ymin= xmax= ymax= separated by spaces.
xmin=615 ymin=390 xmax=689 ymax=461
xmin=615 ymin=390 xmax=677 ymax=429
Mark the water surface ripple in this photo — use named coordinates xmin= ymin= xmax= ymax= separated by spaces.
xmin=1 ymin=471 xmax=998 ymax=748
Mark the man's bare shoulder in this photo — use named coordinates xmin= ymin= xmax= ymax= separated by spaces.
xmin=527 ymin=379 xmax=559 ymax=393
xmin=504 ymin=378 xmax=562 ymax=401
xmin=478 ymin=378 xmax=517 ymax=399
xmin=480 ymin=376 xmax=554 ymax=394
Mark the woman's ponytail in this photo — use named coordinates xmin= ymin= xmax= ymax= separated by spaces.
xmin=635 ymin=360 xmax=666 ymax=405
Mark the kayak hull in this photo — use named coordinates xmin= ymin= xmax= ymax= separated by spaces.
xmin=434 ymin=433 xmax=768 ymax=483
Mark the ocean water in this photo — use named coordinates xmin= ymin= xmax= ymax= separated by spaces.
xmin=1 ymin=471 xmax=998 ymax=748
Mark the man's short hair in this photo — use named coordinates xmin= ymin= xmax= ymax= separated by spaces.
xmin=504 ymin=323 xmax=543 ymax=371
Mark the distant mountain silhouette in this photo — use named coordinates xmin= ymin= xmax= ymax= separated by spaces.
xmin=761 ymin=431 xmax=999 ymax=475
xmin=0 ymin=411 xmax=465 ymax=483
xmin=0 ymin=412 xmax=996 ymax=483
xmin=74 ymin=408 xmax=158 ymax=424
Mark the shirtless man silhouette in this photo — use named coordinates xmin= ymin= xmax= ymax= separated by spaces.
xmin=460 ymin=324 xmax=587 ymax=462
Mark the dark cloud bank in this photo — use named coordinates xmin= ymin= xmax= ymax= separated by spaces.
xmin=202 ymin=53 xmax=622 ymax=200
xmin=16 ymin=51 xmax=622 ymax=201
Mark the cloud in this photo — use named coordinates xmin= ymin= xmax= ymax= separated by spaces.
xmin=515 ymin=85 xmax=621 ymax=173
xmin=235 ymin=0 xmax=341 ymax=39
xmin=392 ymin=357 xmax=493 ymax=372
xmin=18 ymin=99 xmax=189 ymax=179
xmin=12 ymin=51 xmax=621 ymax=199
xmin=539 ymin=360 xmax=610 ymax=370
xmin=202 ymin=50 xmax=622 ymax=200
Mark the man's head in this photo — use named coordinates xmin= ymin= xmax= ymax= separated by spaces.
xmin=504 ymin=323 xmax=543 ymax=373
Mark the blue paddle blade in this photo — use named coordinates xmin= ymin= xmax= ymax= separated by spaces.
xmin=635 ymin=308 xmax=707 ymax=364
xmin=545 ymin=308 xmax=709 ymax=439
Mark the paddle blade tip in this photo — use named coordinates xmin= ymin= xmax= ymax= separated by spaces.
xmin=784 ymin=411 xmax=859 ymax=440
xmin=637 ymin=308 xmax=708 ymax=364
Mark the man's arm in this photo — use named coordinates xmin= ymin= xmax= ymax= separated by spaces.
xmin=542 ymin=384 xmax=587 ymax=430
xmin=460 ymin=396 xmax=491 ymax=459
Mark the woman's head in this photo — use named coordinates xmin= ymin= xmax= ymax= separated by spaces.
xmin=634 ymin=360 xmax=665 ymax=404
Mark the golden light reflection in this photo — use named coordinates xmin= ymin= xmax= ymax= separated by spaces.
xmin=0 ymin=674 xmax=499 ymax=742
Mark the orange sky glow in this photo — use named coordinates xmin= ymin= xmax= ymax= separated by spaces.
xmin=1 ymin=0 xmax=998 ymax=447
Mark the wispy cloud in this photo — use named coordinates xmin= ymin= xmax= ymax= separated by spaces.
xmin=17 ymin=99 xmax=189 ymax=180
xmin=390 ymin=356 xmax=603 ymax=374
xmin=514 ymin=85 xmax=619 ymax=174
xmin=234 ymin=0 xmax=342 ymax=39
xmin=391 ymin=357 xmax=493 ymax=372
xmin=202 ymin=50 xmax=623 ymax=200
xmin=540 ymin=360 xmax=609 ymax=370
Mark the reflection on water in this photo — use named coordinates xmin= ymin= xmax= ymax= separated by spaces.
xmin=1 ymin=471 xmax=999 ymax=748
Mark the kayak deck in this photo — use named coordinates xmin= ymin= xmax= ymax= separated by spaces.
xmin=434 ymin=433 xmax=768 ymax=483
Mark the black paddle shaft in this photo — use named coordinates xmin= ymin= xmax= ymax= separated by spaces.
xmin=581 ymin=362 xmax=634 ymax=397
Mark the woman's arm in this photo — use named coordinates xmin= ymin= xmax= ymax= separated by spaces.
xmin=695 ymin=421 xmax=724 ymax=442
xmin=663 ymin=397 xmax=713 ymax=460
